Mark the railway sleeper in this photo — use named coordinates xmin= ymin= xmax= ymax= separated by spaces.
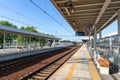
xmin=37 ymin=73 xmax=49 ymax=77
xmin=40 ymin=71 xmax=52 ymax=74
xmin=27 ymin=79 xmax=33 ymax=80
xmin=21 ymin=47 xmax=79 ymax=80
xmin=43 ymin=69 xmax=53 ymax=72
xmin=46 ymin=66 xmax=56 ymax=69
xmin=32 ymin=76 xmax=45 ymax=80
xmin=41 ymin=68 xmax=54 ymax=72
xmin=0 ymin=68 xmax=6 ymax=70
xmin=44 ymin=66 xmax=58 ymax=71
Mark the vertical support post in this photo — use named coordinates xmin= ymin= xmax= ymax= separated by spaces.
xmin=26 ymin=36 xmax=27 ymax=47
xmin=48 ymin=39 xmax=51 ymax=47
xmin=40 ymin=38 xmax=43 ymax=48
xmin=58 ymin=39 xmax=60 ymax=45
xmin=9 ymin=41 xmax=10 ymax=48
xmin=53 ymin=39 xmax=55 ymax=47
xmin=34 ymin=40 xmax=35 ymax=49
xmin=88 ymin=34 xmax=90 ymax=48
xmin=39 ymin=37 xmax=40 ymax=49
xmin=29 ymin=37 xmax=31 ymax=50
xmin=118 ymin=9 xmax=120 ymax=35
xmin=3 ymin=32 xmax=6 ymax=52
xmin=94 ymin=26 xmax=97 ymax=59
xmin=47 ymin=39 xmax=49 ymax=47
xmin=99 ymin=31 xmax=102 ymax=58
xmin=117 ymin=9 xmax=120 ymax=73
xmin=110 ymin=36 xmax=112 ymax=50
xmin=99 ymin=31 xmax=102 ymax=39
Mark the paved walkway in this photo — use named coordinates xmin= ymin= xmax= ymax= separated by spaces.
xmin=48 ymin=45 xmax=101 ymax=80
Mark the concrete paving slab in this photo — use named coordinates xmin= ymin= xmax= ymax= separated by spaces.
xmin=48 ymin=45 xmax=93 ymax=80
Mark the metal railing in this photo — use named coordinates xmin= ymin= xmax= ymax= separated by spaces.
xmin=87 ymin=34 xmax=120 ymax=73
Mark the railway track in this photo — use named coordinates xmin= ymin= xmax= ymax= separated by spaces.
xmin=21 ymin=46 xmax=79 ymax=80
xmin=0 ymin=46 xmax=80 ymax=80
xmin=0 ymin=48 xmax=68 ymax=76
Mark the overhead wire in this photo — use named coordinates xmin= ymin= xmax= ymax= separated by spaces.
xmin=0 ymin=2 xmax=55 ymax=34
xmin=0 ymin=0 xmax=74 ymax=38
xmin=0 ymin=2 xmax=39 ymax=25
xmin=29 ymin=0 xmax=73 ymax=34
xmin=0 ymin=15 xmax=30 ymax=26
xmin=48 ymin=0 xmax=74 ymax=31
xmin=0 ymin=15 xmax=54 ymax=34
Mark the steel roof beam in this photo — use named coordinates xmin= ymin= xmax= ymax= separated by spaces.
xmin=74 ymin=3 xmax=103 ymax=8
xmin=70 ymin=8 xmax=101 ymax=12
xmin=66 ymin=15 xmax=112 ymax=19
xmin=73 ymin=1 xmax=120 ymax=8
xmin=62 ymin=6 xmax=119 ymax=13
xmin=66 ymin=11 xmax=115 ymax=17
xmin=56 ymin=0 xmax=67 ymax=4
xmin=58 ymin=1 xmax=120 ymax=8
xmin=67 ymin=16 xmax=97 ymax=19
xmin=66 ymin=13 xmax=98 ymax=17
xmin=93 ymin=0 xmax=111 ymax=29
xmin=97 ymin=10 xmax=118 ymax=32
xmin=69 ymin=13 xmax=98 ymax=16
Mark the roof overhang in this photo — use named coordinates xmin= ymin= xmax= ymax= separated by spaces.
xmin=51 ymin=0 xmax=120 ymax=36
xmin=0 ymin=25 xmax=59 ymax=39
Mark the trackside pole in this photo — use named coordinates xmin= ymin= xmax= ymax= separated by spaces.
xmin=3 ymin=32 xmax=6 ymax=52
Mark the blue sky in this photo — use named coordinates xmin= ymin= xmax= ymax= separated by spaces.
xmin=0 ymin=0 xmax=79 ymax=41
xmin=0 ymin=0 xmax=118 ymax=41
xmin=101 ymin=20 xmax=118 ymax=37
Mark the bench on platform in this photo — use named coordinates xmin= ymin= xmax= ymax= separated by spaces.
xmin=17 ymin=46 xmax=28 ymax=51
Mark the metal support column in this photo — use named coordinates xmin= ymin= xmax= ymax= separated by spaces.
xmin=99 ymin=31 xmax=102 ymax=39
xmin=40 ymin=38 xmax=43 ymax=48
xmin=3 ymin=32 xmax=6 ymax=52
xmin=88 ymin=34 xmax=91 ymax=49
xmin=118 ymin=9 xmax=120 ymax=73
xmin=39 ymin=37 xmax=40 ymax=48
xmin=52 ymin=39 xmax=56 ymax=47
xmin=118 ymin=10 xmax=120 ymax=35
xmin=94 ymin=26 xmax=97 ymax=59
xmin=88 ymin=34 xmax=90 ymax=48
xmin=29 ymin=37 xmax=31 ymax=50
xmin=26 ymin=36 xmax=27 ymax=47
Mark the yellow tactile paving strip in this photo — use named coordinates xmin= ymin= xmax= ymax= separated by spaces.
xmin=66 ymin=49 xmax=82 ymax=80
xmin=48 ymin=45 xmax=101 ymax=80
xmin=86 ymin=47 xmax=101 ymax=80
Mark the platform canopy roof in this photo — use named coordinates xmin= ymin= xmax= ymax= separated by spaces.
xmin=51 ymin=0 xmax=120 ymax=36
xmin=0 ymin=25 xmax=59 ymax=39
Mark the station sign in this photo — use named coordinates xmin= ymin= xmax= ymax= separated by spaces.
xmin=86 ymin=26 xmax=93 ymax=32
xmin=55 ymin=39 xmax=59 ymax=42
xmin=75 ymin=32 xmax=85 ymax=36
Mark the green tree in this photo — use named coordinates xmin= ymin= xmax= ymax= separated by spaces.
xmin=21 ymin=26 xmax=38 ymax=33
xmin=0 ymin=20 xmax=17 ymax=28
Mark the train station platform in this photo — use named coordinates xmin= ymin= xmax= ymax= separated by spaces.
xmin=0 ymin=46 xmax=50 ymax=54
xmin=48 ymin=44 xmax=101 ymax=80
xmin=0 ymin=47 xmax=64 ymax=62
